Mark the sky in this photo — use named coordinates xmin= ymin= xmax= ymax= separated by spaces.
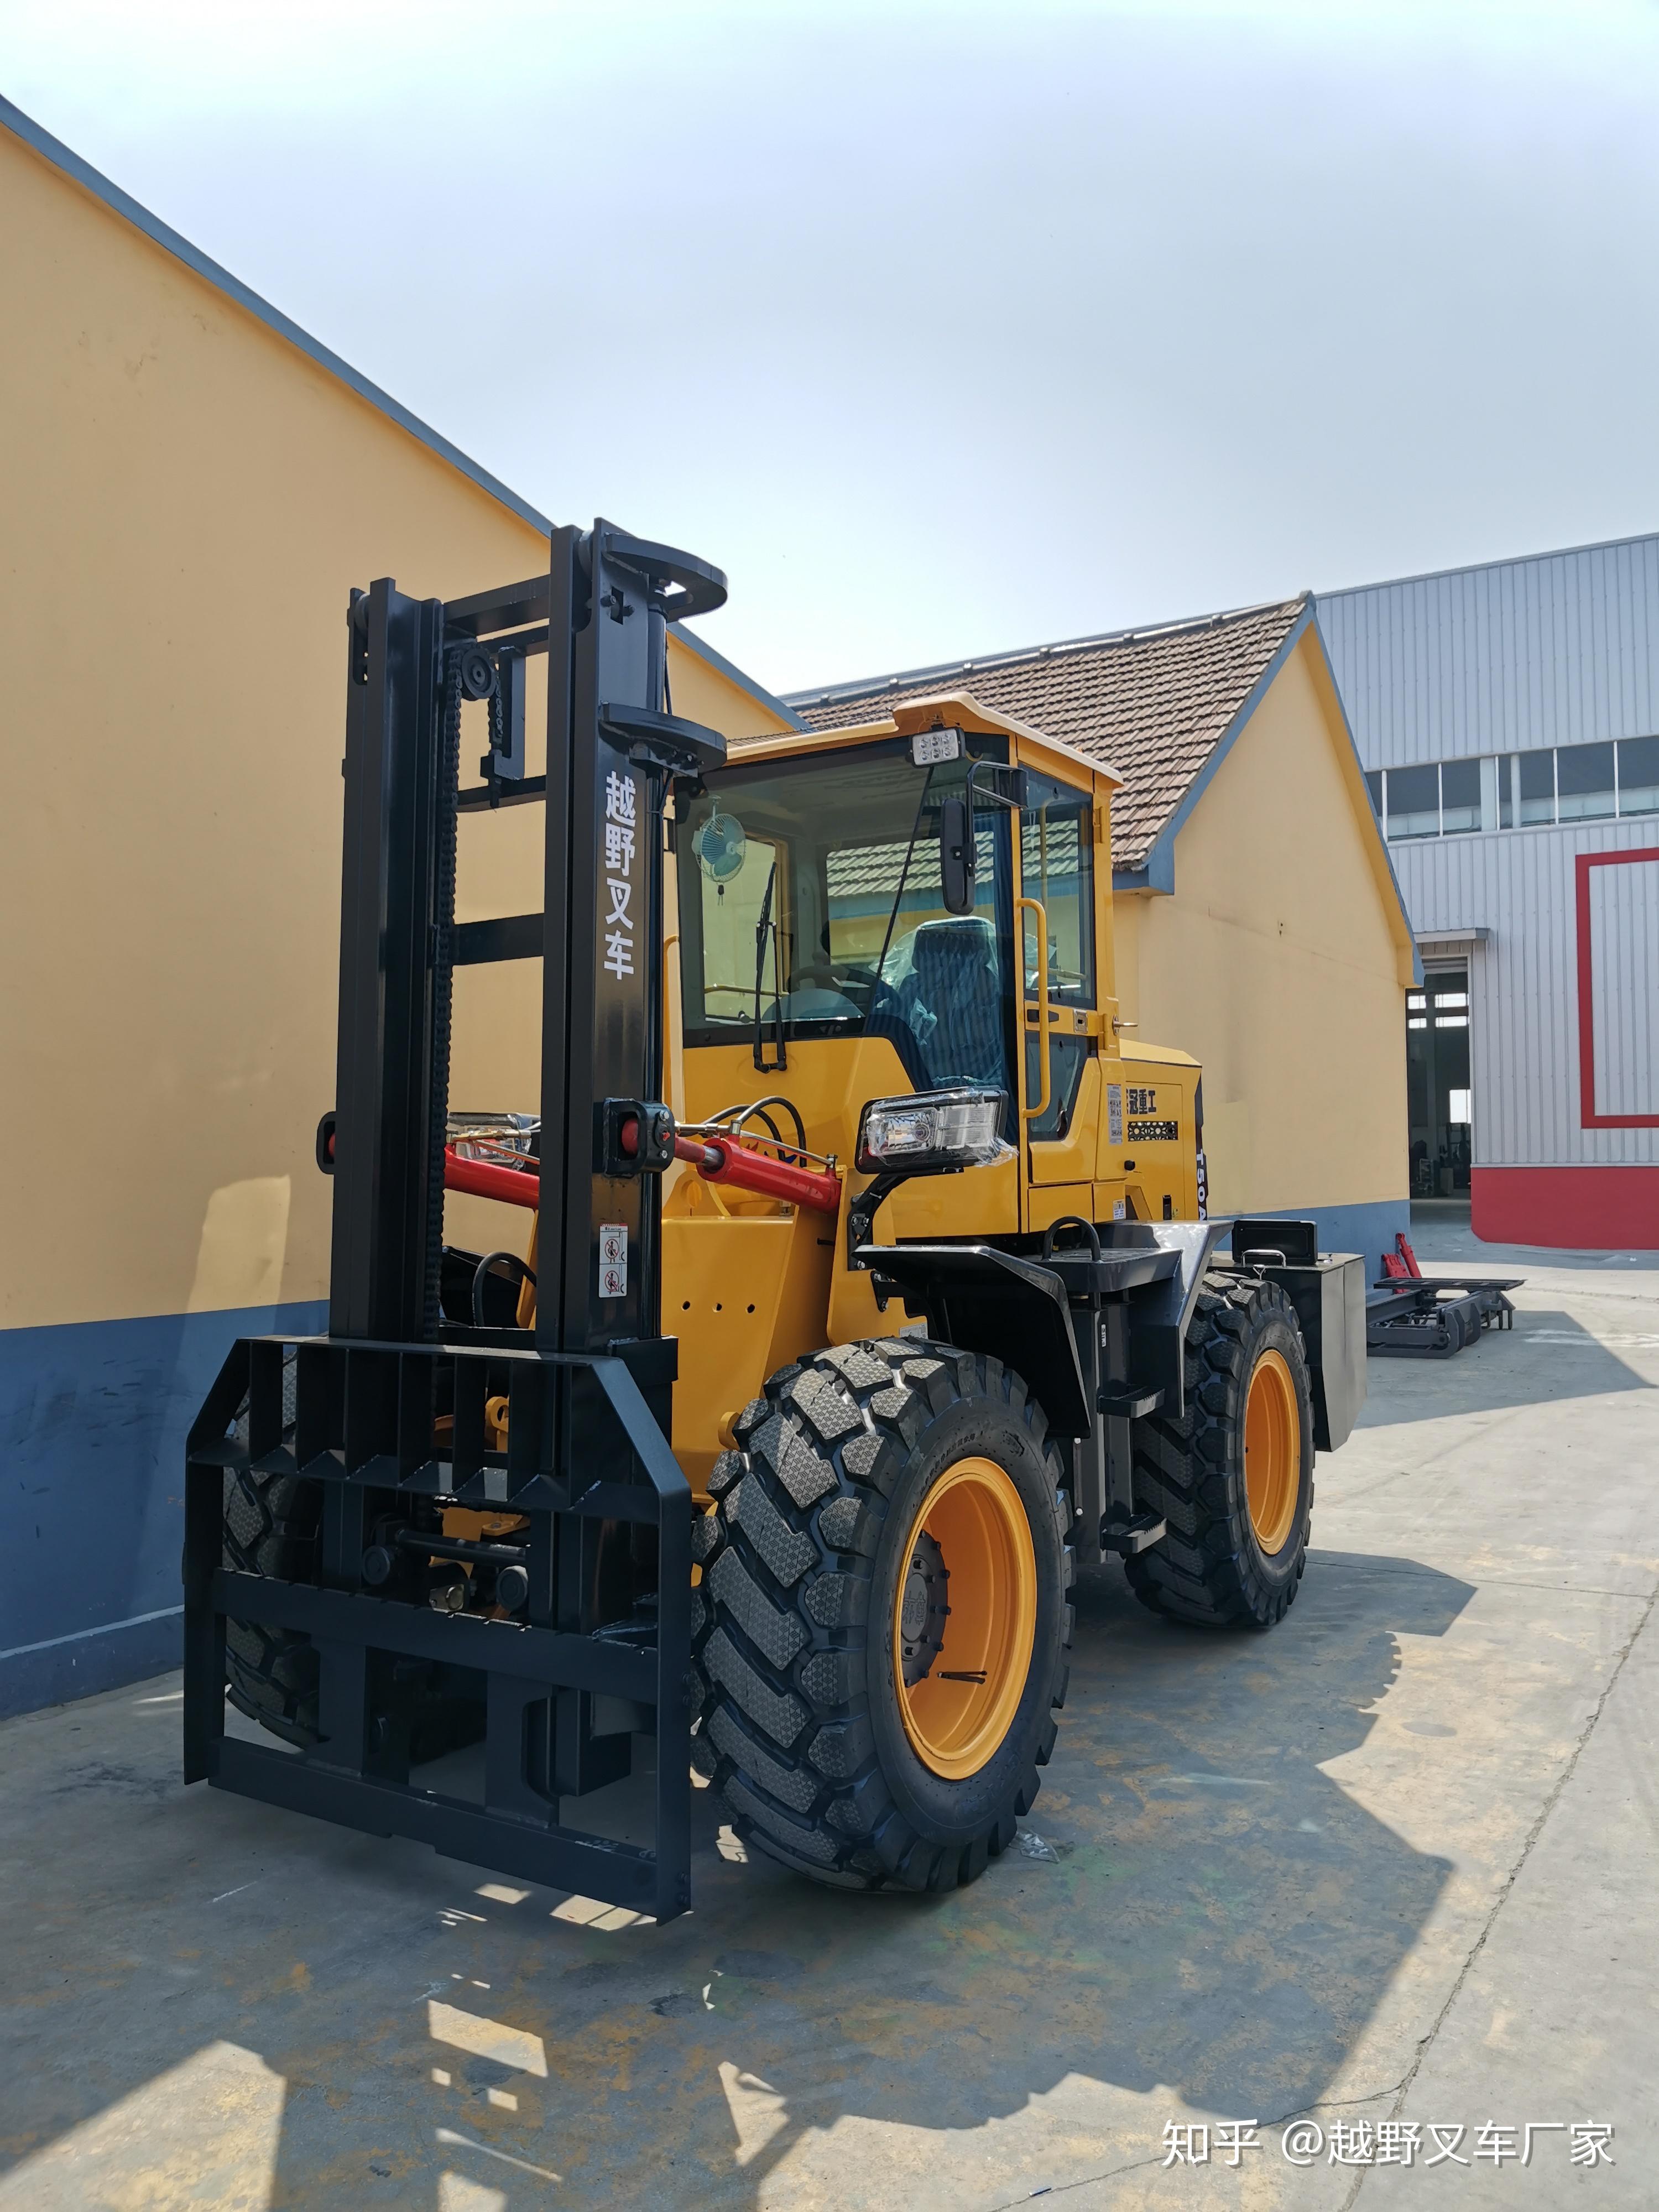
xmin=4 ymin=0 xmax=1658 ymax=697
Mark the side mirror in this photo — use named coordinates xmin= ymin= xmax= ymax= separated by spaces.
xmin=939 ymin=794 xmax=975 ymax=914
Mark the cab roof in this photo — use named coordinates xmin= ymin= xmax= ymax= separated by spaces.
xmin=724 ymin=690 xmax=1124 ymax=797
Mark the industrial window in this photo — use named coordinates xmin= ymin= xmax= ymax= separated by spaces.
xmin=1439 ymin=758 xmax=1483 ymax=833
xmin=1619 ymin=734 xmax=1659 ymax=816
xmin=1517 ymin=749 xmax=1557 ymax=827
xmin=1373 ymin=740 xmax=1659 ymax=841
xmin=1386 ymin=764 xmax=1441 ymax=839
xmin=1556 ymin=740 xmax=1617 ymax=822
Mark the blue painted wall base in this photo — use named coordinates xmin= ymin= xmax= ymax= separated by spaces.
xmin=1 ymin=1199 xmax=1405 ymax=1724
xmin=1239 ymin=1198 xmax=1408 ymax=1277
xmin=1 ymin=1300 xmax=325 ymax=1720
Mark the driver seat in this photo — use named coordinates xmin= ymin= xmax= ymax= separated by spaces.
xmin=906 ymin=916 xmax=1009 ymax=1091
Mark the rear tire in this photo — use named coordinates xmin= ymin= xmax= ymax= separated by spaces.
xmin=691 ymin=1339 xmax=1073 ymax=1893
xmin=1124 ymin=1273 xmax=1314 ymax=1628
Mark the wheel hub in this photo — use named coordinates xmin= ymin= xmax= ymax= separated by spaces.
xmin=899 ymin=1530 xmax=950 ymax=1686
xmin=891 ymin=1456 xmax=1039 ymax=1781
xmin=1244 ymin=1347 xmax=1300 ymax=1554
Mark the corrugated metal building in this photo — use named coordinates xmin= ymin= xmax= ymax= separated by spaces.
xmin=1317 ymin=534 xmax=1659 ymax=1248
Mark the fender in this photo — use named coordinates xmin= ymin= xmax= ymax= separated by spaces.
xmin=857 ymin=1242 xmax=1092 ymax=1437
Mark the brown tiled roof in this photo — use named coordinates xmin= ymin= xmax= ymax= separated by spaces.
xmin=782 ymin=596 xmax=1310 ymax=871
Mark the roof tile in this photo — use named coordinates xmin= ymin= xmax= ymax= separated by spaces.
xmin=779 ymin=597 xmax=1308 ymax=870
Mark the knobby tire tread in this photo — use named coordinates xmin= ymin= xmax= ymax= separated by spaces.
xmin=220 ymin=1354 xmax=323 ymax=1747
xmin=691 ymin=1338 xmax=1072 ymax=1894
xmin=1123 ymin=1272 xmax=1313 ymax=1629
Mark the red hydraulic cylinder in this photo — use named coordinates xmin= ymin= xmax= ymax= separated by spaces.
xmin=442 ymin=1131 xmax=841 ymax=1216
xmin=690 ymin=1135 xmax=842 ymax=1214
xmin=444 ymin=1148 xmax=539 ymax=1209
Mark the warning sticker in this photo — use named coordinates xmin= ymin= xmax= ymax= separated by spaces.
xmin=598 ymin=1222 xmax=628 ymax=1300
xmin=1107 ymin=1083 xmax=1123 ymax=1145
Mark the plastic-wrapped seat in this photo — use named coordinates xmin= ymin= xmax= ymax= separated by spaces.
xmin=902 ymin=916 xmax=1010 ymax=1092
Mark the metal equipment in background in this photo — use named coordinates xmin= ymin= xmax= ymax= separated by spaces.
xmin=184 ymin=524 xmax=727 ymax=1923
xmin=1366 ymin=1232 xmax=1521 ymax=1358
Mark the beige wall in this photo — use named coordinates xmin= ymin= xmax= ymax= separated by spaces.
xmin=0 ymin=127 xmax=787 ymax=1331
xmin=1114 ymin=633 xmax=1410 ymax=1215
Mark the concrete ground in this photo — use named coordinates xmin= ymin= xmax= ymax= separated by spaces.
xmin=2 ymin=1219 xmax=1655 ymax=2211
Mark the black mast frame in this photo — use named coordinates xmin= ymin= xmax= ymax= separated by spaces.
xmin=182 ymin=523 xmax=726 ymax=1923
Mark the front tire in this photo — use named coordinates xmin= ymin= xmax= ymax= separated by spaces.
xmin=691 ymin=1340 xmax=1073 ymax=1893
xmin=1124 ymin=1274 xmax=1314 ymax=1628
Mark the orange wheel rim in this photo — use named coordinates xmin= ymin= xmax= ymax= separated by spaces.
xmin=892 ymin=1457 xmax=1037 ymax=1781
xmin=1244 ymin=1348 xmax=1300 ymax=1553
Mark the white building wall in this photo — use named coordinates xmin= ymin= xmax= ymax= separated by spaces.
xmin=1317 ymin=535 xmax=1659 ymax=1192
xmin=1390 ymin=820 xmax=1659 ymax=1171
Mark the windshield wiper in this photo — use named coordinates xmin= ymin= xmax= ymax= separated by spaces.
xmin=753 ymin=856 xmax=785 ymax=1072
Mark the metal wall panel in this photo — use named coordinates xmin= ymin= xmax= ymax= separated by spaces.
xmin=1317 ymin=534 xmax=1659 ymax=770
xmin=1390 ymin=823 xmax=1659 ymax=1169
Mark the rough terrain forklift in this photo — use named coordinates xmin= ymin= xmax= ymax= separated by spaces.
xmin=184 ymin=524 xmax=1366 ymax=1918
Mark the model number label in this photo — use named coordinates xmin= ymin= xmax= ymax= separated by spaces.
xmin=1127 ymin=1118 xmax=1178 ymax=1142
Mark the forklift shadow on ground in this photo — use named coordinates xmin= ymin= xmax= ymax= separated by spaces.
xmin=0 ymin=1548 xmax=1474 ymax=2210
xmin=1358 ymin=1307 xmax=1654 ymax=1427
xmin=222 ymin=1547 xmax=1472 ymax=2210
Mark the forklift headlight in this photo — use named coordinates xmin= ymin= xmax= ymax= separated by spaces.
xmin=855 ymin=1088 xmax=1009 ymax=1175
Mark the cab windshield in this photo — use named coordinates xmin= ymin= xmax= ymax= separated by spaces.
xmin=675 ymin=737 xmax=1015 ymax=1097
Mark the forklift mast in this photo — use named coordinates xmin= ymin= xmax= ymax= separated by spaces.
xmin=184 ymin=524 xmax=726 ymax=1922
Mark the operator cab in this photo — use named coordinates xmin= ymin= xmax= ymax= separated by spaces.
xmin=672 ymin=691 xmax=1197 ymax=1224
xmin=677 ymin=727 xmax=1019 ymax=1109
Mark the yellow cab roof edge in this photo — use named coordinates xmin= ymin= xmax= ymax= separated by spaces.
xmin=724 ymin=689 xmax=1124 ymax=791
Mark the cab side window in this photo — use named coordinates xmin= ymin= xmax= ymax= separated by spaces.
xmin=1019 ymin=775 xmax=1096 ymax=1139
xmin=1020 ymin=777 xmax=1095 ymax=1006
